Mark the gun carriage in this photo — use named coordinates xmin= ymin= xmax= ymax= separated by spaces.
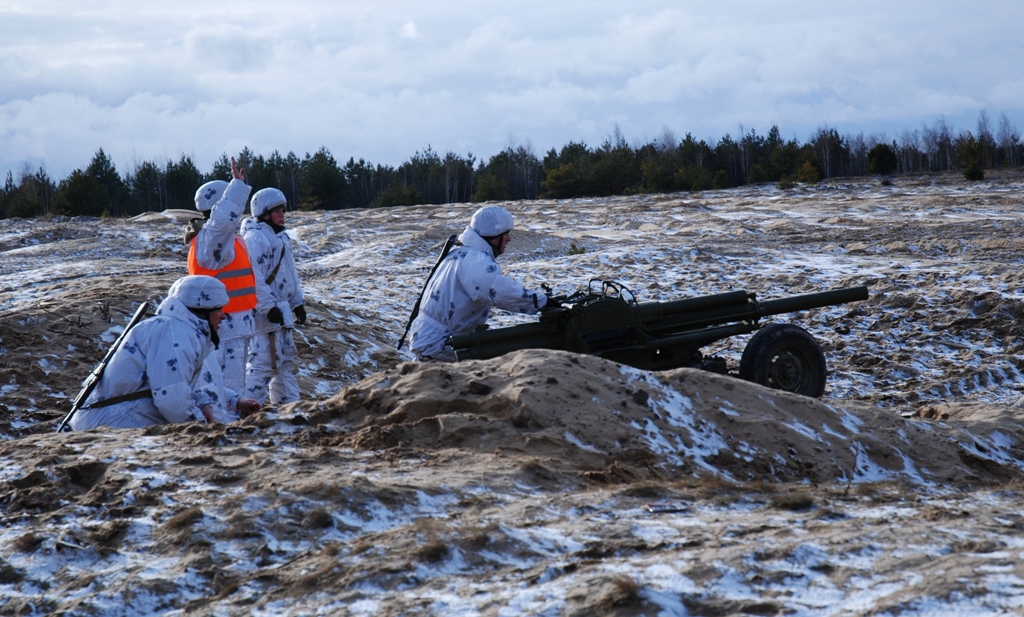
xmin=449 ymin=281 xmax=868 ymax=398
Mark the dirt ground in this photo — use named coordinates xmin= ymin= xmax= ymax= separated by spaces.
xmin=3 ymin=170 xmax=1024 ymax=615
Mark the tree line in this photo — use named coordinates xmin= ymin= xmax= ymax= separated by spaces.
xmin=2 ymin=111 xmax=1021 ymax=219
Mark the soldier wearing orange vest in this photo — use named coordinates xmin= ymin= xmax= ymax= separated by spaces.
xmin=184 ymin=157 xmax=258 ymax=397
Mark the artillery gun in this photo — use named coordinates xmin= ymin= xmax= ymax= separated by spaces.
xmin=449 ymin=281 xmax=868 ymax=398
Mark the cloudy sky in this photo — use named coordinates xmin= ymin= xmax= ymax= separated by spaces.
xmin=2 ymin=0 xmax=1023 ymax=181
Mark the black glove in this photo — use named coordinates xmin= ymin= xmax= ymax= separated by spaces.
xmin=293 ymin=304 xmax=306 ymax=326
xmin=267 ymin=306 xmax=284 ymax=325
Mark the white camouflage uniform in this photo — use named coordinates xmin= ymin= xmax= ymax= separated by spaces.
xmin=70 ymin=276 xmax=227 ymax=430
xmin=241 ymin=189 xmax=305 ymax=405
xmin=409 ymin=206 xmax=546 ymax=361
xmin=193 ymin=355 xmax=242 ymax=423
xmin=191 ymin=178 xmax=255 ymax=394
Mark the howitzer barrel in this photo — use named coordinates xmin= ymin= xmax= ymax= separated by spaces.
xmin=638 ymin=290 xmax=754 ymax=335
xmin=636 ymin=290 xmax=750 ymax=321
xmin=756 ymin=286 xmax=869 ymax=318
xmin=639 ymin=285 xmax=868 ymax=336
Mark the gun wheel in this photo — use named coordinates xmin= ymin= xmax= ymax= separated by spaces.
xmin=739 ymin=323 xmax=827 ymax=398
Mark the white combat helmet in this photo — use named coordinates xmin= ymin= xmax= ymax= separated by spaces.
xmin=469 ymin=205 xmax=514 ymax=237
xmin=194 ymin=180 xmax=229 ymax=212
xmin=168 ymin=275 xmax=229 ymax=310
xmin=250 ymin=188 xmax=287 ymax=219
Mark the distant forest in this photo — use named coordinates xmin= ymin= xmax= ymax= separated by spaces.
xmin=1 ymin=111 xmax=1020 ymax=219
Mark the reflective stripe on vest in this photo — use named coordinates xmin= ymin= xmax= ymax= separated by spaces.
xmin=188 ymin=236 xmax=258 ymax=313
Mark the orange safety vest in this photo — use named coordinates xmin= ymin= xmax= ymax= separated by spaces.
xmin=187 ymin=236 xmax=258 ymax=313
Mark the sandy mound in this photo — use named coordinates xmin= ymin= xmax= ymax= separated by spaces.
xmin=289 ymin=349 xmax=1024 ymax=487
xmin=5 ymin=348 xmax=1023 ymax=536
xmin=6 ymin=347 xmax=1024 ymax=614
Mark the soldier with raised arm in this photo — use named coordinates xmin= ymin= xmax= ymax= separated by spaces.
xmin=184 ymin=157 xmax=258 ymax=395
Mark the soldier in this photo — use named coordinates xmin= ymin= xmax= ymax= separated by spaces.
xmin=241 ymin=188 xmax=306 ymax=405
xmin=184 ymin=157 xmax=258 ymax=395
xmin=408 ymin=205 xmax=547 ymax=361
xmin=70 ymin=275 xmax=234 ymax=430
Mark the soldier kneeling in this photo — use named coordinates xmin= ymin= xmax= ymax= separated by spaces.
xmin=70 ymin=275 xmax=260 ymax=430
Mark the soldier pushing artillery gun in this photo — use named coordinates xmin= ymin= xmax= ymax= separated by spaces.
xmin=400 ymin=205 xmax=867 ymax=398
xmin=449 ymin=279 xmax=868 ymax=398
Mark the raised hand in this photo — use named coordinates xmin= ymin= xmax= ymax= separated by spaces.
xmin=230 ymin=156 xmax=247 ymax=183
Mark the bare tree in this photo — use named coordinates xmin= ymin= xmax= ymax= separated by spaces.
xmin=898 ymin=129 xmax=921 ymax=173
xmin=656 ymin=126 xmax=678 ymax=153
xmin=976 ymin=110 xmax=996 ymax=167
xmin=443 ymin=152 xmax=474 ymax=204
xmin=610 ymin=124 xmax=628 ymax=150
xmin=846 ymin=132 xmax=868 ymax=176
xmin=497 ymin=135 xmax=542 ymax=200
xmin=514 ymin=139 xmax=541 ymax=200
xmin=997 ymin=113 xmax=1020 ymax=167
xmin=934 ymin=117 xmax=955 ymax=171
xmin=901 ymin=128 xmax=925 ymax=173
xmin=811 ymin=127 xmax=846 ymax=179
xmin=921 ymin=123 xmax=937 ymax=171
xmin=921 ymin=118 xmax=957 ymax=172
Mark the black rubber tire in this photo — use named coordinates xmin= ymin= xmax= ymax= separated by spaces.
xmin=738 ymin=323 xmax=827 ymax=398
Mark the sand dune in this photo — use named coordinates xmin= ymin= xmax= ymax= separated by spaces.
xmin=3 ymin=171 xmax=1024 ymax=615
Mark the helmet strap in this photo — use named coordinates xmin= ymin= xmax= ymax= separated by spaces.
xmin=482 ymin=231 xmax=509 ymax=257
xmin=187 ymin=307 xmax=221 ymax=349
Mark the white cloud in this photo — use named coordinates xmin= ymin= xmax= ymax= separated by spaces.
xmin=184 ymin=24 xmax=274 ymax=73
xmin=990 ymin=80 xmax=1024 ymax=107
xmin=2 ymin=0 xmax=1024 ymax=180
xmin=399 ymin=21 xmax=419 ymax=39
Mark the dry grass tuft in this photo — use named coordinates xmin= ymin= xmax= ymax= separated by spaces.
xmin=414 ymin=541 xmax=450 ymax=563
xmin=223 ymin=515 xmax=263 ymax=540
xmin=164 ymin=507 xmax=204 ymax=532
xmin=302 ymin=507 xmax=335 ymax=529
xmin=850 ymin=479 xmax=913 ymax=502
xmin=212 ymin=580 xmax=240 ymax=600
xmin=349 ymin=538 xmax=375 ymax=555
xmin=599 ymin=574 xmax=642 ymax=609
xmin=951 ymin=539 xmax=1003 ymax=554
xmin=567 ymin=242 xmax=587 ymax=255
xmin=0 ymin=560 xmax=25 ymax=584
xmin=771 ymin=492 xmax=815 ymax=511
xmin=13 ymin=533 xmax=44 ymax=553
xmin=680 ymin=474 xmax=743 ymax=500
xmin=618 ymin=481 xmax=672 ymax=499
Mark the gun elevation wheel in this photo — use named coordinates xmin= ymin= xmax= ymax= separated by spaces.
xmin=738 ymin=323 xmax=826 ymax=398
